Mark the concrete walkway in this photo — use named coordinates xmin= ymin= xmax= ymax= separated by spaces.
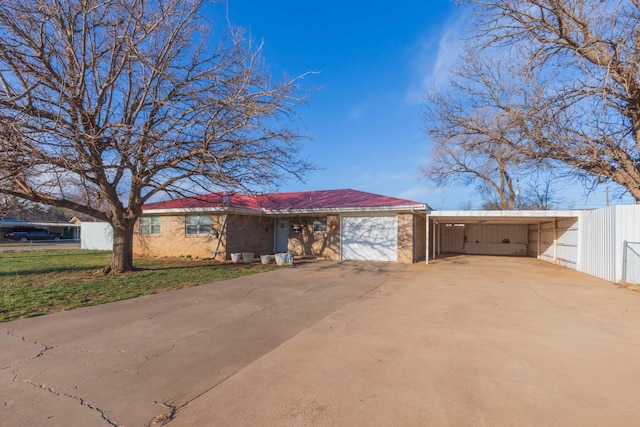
xmin=2 ymin=257 xmax=640 ymax=426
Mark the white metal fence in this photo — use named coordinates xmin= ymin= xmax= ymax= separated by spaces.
xmin=577 ymin=205 xmax=640 ymax=284
xmin=81 ymin=222 xmax=113 ymax=250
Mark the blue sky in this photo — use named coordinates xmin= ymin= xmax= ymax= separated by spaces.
xmin=219 ymin=1 xmax=632 ymax=210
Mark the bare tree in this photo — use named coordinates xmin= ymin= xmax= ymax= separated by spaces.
xmin=0 ymin=194 xmax=21 ymax=218
xmin=423 ymin=133 xmax=520 ymax=209
xmin=0 ymin=0 xmax=312 ymax=272
xmin=423 ymin=49 xmax=533 ymax=210
xmin=520 ymin=172 xmax=561 ymax=210
xmin=460 ymin=0 xmax=640 ymax=202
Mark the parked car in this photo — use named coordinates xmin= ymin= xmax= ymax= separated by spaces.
xmin=6 ymin=229 xmax=64 ymax=243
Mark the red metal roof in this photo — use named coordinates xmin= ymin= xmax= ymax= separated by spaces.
xmin=142 ymin=189 xmax=426 ymax=212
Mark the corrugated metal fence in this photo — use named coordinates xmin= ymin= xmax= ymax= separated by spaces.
xmin=577 ymin=205 xmax=640 ymax=284
xmin=81 ymin=222 xmax=113 ymax=251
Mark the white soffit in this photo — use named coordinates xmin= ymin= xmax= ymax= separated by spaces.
xmin=428 ymin=210 xmax=583 ymax=225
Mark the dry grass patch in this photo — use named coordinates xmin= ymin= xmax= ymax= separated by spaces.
xmin=0 ymin=250 xmax=277 ymax=322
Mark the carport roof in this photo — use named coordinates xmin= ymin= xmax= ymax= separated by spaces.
xmin=0 ymin=220 xmax=80 ymax=229
xmin=428 ymin=209 xmax=582 ymax=225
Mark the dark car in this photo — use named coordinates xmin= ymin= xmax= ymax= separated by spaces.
xmin=6 ymin=229 xmax=64 ymax=243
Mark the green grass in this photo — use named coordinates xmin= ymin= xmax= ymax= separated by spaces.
xmin=0 ymin=250 xmax=278 ymax=322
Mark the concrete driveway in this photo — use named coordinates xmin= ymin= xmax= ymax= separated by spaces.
xmin=2 ymin=257 xmax=640 ymax=426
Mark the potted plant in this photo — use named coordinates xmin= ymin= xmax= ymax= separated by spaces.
xmin=275 ymin=253 xmax=287 ymax=265
xmin=230 ymin=253 xmax=242 ymax=263
xmin=260 ymin=254 xmax=271 ymax=264
xmin=242 ymin=252 xmax=254 ymax=263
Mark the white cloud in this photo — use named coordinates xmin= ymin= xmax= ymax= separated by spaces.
xmin=405 ymin=11 xmax=470 ymax=105
xmin=432 ymin=24 xmax=466 ymax=84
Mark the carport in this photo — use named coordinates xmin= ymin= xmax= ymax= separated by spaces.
xmin=0 ymin=219 xmax=81 ymax=240
xmin=425 ymin=210 xmax=582 ymax=267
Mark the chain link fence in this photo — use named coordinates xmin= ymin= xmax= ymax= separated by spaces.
xmin=622 ymin=241 xmax=640 ymax=285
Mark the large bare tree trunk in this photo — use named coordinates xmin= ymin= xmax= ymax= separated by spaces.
xmin=108 ymin=222 xmax=135 ymax=273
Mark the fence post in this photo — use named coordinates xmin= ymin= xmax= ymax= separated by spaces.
xmin=623 ymin=240 xmax=628 ymax=283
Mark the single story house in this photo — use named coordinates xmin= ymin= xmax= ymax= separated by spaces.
xmin=135 ymin=189 xmax=431 ymax=263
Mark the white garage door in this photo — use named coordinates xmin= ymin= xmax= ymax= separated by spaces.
xmin=341 ymin=216 xmax=398 ymax=262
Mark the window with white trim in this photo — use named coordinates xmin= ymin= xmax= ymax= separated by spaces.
xmin=186 ymin=214 xmax=211 ymax=235
xmin=139 ymin=216 xmax=160 ymax=235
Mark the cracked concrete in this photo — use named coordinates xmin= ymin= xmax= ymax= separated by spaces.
xmin=1 ymin=260 xmax=401 ymax=426
xmin=3 ymin=257 xmax=640 ymax=426
xmin=19 ymin=378 xmax=118 ymax=427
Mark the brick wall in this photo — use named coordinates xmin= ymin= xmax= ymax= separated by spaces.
xmin=225 ymin=215 xmax=274 ymax=259
xmin=133 ymin=214 xmax=226 ymax=259
xmin=133 ymin=213 xmax=276 ymax=261
xmin=133 ymin=211 xmax=422 ymax=263
xmin=397 ymin=213 xmax=414 ymax=263
xmin=288 ymin=214 xmax=340 ymax=260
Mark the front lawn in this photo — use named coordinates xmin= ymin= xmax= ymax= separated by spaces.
xmin=0 ymin=250 xmax=277 ymax=322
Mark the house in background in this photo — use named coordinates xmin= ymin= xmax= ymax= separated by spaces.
xmin=135 ymin=189 xmax=431 ymax=263
xmin=0 ymin=208 xmax=82 ymax=240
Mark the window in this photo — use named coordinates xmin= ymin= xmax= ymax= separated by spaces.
xmin=312 ymin=217 xmax=327 ymax=232
xmin=186 ymin=214 xmax=211 ymax=235
xmin=139 ymin=216 xmax=160 ymax=235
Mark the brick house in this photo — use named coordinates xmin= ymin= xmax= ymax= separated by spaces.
xmin=134 ymin=189 xmax=430 ymax=263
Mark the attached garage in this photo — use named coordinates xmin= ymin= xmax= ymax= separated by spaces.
xmin=341 ymin=215 xmax=398 ymax=262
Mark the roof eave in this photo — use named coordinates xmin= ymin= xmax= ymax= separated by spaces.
xmin=267 ymin=204 xmax=429 ymax=215
xmin=141 ymin=206 xmax=262 ymax=215
xmin=142 ymin=204 xmax=430 ymax=216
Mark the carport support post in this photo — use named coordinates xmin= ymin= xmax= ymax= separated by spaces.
xmin=537 ymin=223 xmax=541 ymax=258
xmin=554 ymin=219 xmax=558 ymax=263
xmin=433 ymin=220 xmax=438 ymax=260
xmin=425 ymin=215 xmax=430 ymax=264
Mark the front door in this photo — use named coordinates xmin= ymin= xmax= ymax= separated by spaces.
xmin=275 ymin=218 xmax=290 ymax=253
